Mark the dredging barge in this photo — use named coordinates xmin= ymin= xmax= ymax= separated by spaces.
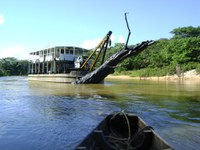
xmin=28 ymin=14 xmax=154 ymax=84
xmin=28 ymin=31 xmax=113 ymax=83
xmin=28 ymin=46 xmax=91 ymax=83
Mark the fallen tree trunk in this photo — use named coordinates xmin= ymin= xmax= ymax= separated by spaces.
xmin=73 ymin=40 xmax=154 ymax=84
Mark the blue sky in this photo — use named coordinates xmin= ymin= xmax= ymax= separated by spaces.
xmin=0 ymin=0 xmax=199 ymax=59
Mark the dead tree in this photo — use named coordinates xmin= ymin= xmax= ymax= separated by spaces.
xmin=73 ymin=40 xmax=154 ymax=84
xmin=73 ymin=13 xmax=154 ymax=84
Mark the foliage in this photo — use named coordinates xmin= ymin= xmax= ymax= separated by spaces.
xmin=0 ymin=57 xmax=29 ymax=76
xmin=106 ymin=26 xmax=200 ymax=76
xmin=163 ymin=37 xmax=200 ymax=65
xmin=2 ymin=26 xmax=199 ymax=77
xmin=105 ymin=43 xmax=125 ymax=60
xmin=170 ymin=26 xmax=200 ymax=39
xmin=196 ymin=64 xmax=200 ymax=73
xmin=128 ymin=66 xmax=176 ymax=77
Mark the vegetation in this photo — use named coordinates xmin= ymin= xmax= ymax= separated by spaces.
xmin=1 ymin=26 xmax=199 ymax=77
xmin=106 ymin=26 xmax=200 ymax=76
xmin=0 ymin=57 xmax=29 ymax=76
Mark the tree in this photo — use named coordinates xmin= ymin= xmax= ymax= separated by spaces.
xmin=0 ymin=57 xmax=29 ymax=76
xmin=185 ymin=37 xmax=200 ymax=62
xmin=170 ymin=26 xmax=200 ymax=39
xmin=147 ymin=38 xmax=169 ymax=68
xmin=105 ymin=26 xmax=200 ymax=75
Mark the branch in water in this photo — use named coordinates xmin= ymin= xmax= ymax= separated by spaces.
xmin=73 ymin=40 xmax=155 ymax=84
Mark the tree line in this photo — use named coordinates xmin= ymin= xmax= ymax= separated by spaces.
xmin=106 ymin=26 xmax=200 ymax=77
xmin=0 ymin=57 xmax=29 ymax=76
xmin=0 ymin=26 xmax=199 ymax=77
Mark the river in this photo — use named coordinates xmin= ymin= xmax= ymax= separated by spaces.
xmin=0 ymin=76 xmax=199 ymax=150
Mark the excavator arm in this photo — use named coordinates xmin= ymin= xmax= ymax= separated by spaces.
xmin=81 ymin=31 xmax=112 ymax=71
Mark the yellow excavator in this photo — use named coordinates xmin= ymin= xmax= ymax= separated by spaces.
xmin=80 ymin=31 xmax=112 ymax=71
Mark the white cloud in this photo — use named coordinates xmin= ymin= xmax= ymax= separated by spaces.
xmin=81 ymin=34 xmax=125 ymax=49
xmin=118 ymin=35 xmax=125 ymax=43
xmin=0 ymin=45 xmax=29 ymax=60
xmin=81 ymin=38 xmax=102 ymax=49
xmin=108 ymin=34 xmax=125 ymax=45
xmin=0 ymin=14 xmax=5 ymax=25
xmin=110 ymin=35 xmax=115 ymax=43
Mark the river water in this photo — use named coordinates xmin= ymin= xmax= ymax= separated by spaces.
xmin=0 ymin=76 xmax=199 ymax=150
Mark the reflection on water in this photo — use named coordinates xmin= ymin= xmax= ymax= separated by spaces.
xmin=0 ymin=76 xmax=199 ymax=150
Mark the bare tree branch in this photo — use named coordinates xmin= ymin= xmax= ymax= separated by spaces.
xmin=73 ymin=40 xmax=154 ymax=84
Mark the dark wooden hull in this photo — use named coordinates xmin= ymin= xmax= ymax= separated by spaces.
xmin=75 ymin=113 xmax=174 ymax=150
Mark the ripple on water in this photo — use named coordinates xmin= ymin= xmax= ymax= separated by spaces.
xmin=0 ymin=76 xmax=200 ymax=150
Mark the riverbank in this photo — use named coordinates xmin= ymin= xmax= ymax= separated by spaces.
xmin=106 ymin=70 xmax=200 ymax=84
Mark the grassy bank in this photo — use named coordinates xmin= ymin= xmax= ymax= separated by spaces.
xmin=107 ymin=69 xmax=200 ymax=84
xmin=114 ymin=64 xmax=200 ymax=78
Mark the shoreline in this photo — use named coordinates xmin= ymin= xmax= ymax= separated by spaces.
xmin=106 ymin=70 xmax=200 ymax=84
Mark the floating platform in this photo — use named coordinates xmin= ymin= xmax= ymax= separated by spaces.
xmin=28 ymin=71 xmax=88 ymax=83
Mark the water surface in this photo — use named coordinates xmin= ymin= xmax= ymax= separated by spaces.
xmin=0 ymin=76 xmax=199 ymax=150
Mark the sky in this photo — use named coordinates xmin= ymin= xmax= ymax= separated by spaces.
xmin=0 ymin=0 xmax=200 ymax=60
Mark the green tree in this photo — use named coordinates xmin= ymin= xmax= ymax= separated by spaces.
xmin=170 ymin=26 xmax=200 ymax=38
xmin=120 ymin=38 xmax=169 ymax=70
xmin=106 ymin=43 xmax=125 ymax=59
xmin=147 ymin=38 xmax=169 ymax=68
xmin=17 ymin=60 xmax=29 ymax=75
xmin=107 ymin=26 xmax=200 ymax=75
xmin=0 ymin=57 xmax=29 ymax=76
xmin=163 ymin=37 xmax=200 ymax=65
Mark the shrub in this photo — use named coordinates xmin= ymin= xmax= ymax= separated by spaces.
xmin=196 ymin=64 xmax=200 ymax=73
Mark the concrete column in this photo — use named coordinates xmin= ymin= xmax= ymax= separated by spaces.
xmin=35 ymin=62 xmax=37 ymax=74
xmin=73 ymin=47 xmax=75 ymax=56
xmin=53 ymin=47 xmax=56 ymax=73
xmin=31 ymin=62 xmax=33 ymax=74
xmin=38 ymin=62 xmax=40 ymax=74
xmin=42 ymin=62 xmax=44 ymax=74
xmin=47 ymin=61 xmax=48 ymax=73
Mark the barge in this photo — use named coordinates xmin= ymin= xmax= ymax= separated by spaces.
xmin=28 ymin=14 xmax=154 ymax=84
xmin=28 ymin=31 xmax=112 ymax=83
xmin=28 ymin=46 xmax=90 ymax=83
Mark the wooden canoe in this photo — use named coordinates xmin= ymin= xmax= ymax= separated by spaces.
xmin=75 ymin=112 xmax=174 ymax=150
